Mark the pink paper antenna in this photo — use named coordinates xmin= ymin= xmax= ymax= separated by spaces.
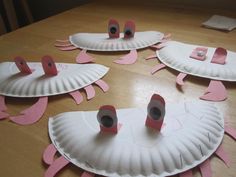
xmin=41 ymin=56 xmax=58 ymax=76
xmin=108 ymin=19 xmax=120 ymax=38
xmin=145 ymin=94 xmax=165 ymax=131
xmin=124 ymin=20 xmax=135 ymax=39
xmin=14 ymin=56 xmax=32 ymax=74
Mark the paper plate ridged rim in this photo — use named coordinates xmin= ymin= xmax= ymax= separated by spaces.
xmin=0 ymin=62 xmax=109 ymax=97
xmin=69 ymin=31 xmax=164 ymax=51
xmin=48 ymin=101 xmax=224 ymax=177
xmin=157 ymin=41 xmax=236 ymax=81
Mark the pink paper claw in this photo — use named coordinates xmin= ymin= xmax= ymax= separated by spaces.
xmin=215 ymin=144 xmax=231 ymax=167
xmin=200 ymin=80 xmax=227 ymax=101
xmin=43 ymin=144 xmax=58 ymax=165
xmin=76 ymin=49 xmax=94 ymax=64
xmin=69 ymin=90 xmax=84 ymax=105
xmin=94 ymin=79 xmax=109 ymax=92
xmin=179 ymin=170 xmax=193 ymax=177
xmin=113 ymin=49 xmax=138 ymax=65
xmin=224 ymin=125 xmax=236 ymax=140
xmin=9 ymin=97 xmax=48 ymax=125
xmin=176 ymin=73 xmax=188 ymax=86
xmin=0 ymin=96 xmax=9 ymax=120
xmin=55 ymin=39 xmax=69 ymax=43
xmin=58 ymin=46 xmax=77 ymax=51
xmin=150 ymin=63 xmax=166 ymax=75
xmin=199 ymin=159 xmax=212 ymax=177
xmin=84 ymin=85 xmax=95 ymax=100
xmin=145 ymin=54 xmax=157 ymax=60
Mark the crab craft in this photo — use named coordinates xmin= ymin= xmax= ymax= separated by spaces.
xmin=0 ymin=56 xmax=109 ymax=125
xmin=55 ymin=19 xmax=165 ymax=65
xmin=147 ymin=41 xmax=236 ymax=101
xmin=43 ymin=94 xmax=236 ymax=177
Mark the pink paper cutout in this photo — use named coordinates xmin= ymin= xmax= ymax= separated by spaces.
xmin=113 ymin=49 xmax=138 ymax=65
xmin=199 ymin=159 xmax=212 ymax=177
xmin=68 ymin=90 xmax=84 ymax=105
xmin=76 ymin=49 xmax=94 ymax=64
xmin=44 ymin=156 xmax=69 ymax=177
xmin=10 ymin=97 xmax=48 ymax=125
xmin=215 ymin=144 xmax=231 ymax=167
xmin=108 ymin=19 xmax=120 ymax=38
xmin=200 ymin=80 xmax=227 ymax=101
xmin=94 ymin=79 xmax=109 ymax=92
xmin=190 ymin=47 xmax=208 ymax=61
xmin=176 ymin=73 xmax=188 ymax=86
xmin=0 ymin=95 xmax=7 ymax=111
xmin=54 ymin=43 xmax=73 ymax=47
xmin=211 ymin=47 xmax=227 ymax=65
xmin=14 ymin=56 xmax=32 ymax=74
xmin=151 ymin=63 xmax=166 ymax=74
xmin=84 ymin=85 xmax=95 ymax=100
xmin=179 ymin=170 xmax=193 ymax=177
xmin=41 ymin=56 xmax=58 ymax=76
xmin=55 ymin=39 xmax=69 ymax=43
xmin=0 ymin=111 xmax=9 ymax=120
xmin=43 ymin=144 xmax=57 ymax=165
xmin=58 ymin=46 xmax=77 ymax=51
xmin=225 ymin=125 xmax=236 ymax=140
xmin=123 ymin=20 xmax=135 ymax=39
xmin=145 ymin=54 xmax=157 ymax=60
xmin=150 ymin=43 xmax=166 ymax=50
xmin=81 ymin=171 xmax=95 ymax=177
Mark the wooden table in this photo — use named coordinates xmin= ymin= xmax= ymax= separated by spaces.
xmin=0 ymin=1 xmax=236 ymax=177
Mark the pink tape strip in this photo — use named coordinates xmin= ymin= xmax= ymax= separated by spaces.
xmin=44 ymin=156 xmax=69 ymax=177
xmin=76 ymin=49 xmax=94 ymax=64
xmin=68 ymin=90 xmax=84 ymax=105
xmin=225 ymin=125 xmax=236 ymax=140
xmin=55 ymin=39 xmax=69 ymax=43
xmin=81 ymin=171 xmax=95 ymax=177
xmin=199 ymin=159 xmax=212 ymax=177
xmin=84 ymin=85 xmax=95 ymax=100
xmin=43 ymin=144 xmax=58 ymax=165
xmin=58 ymin=46 xmax=77 ymax=51
xmin=215 ymin=144 xmax=231 ymax=167
xmin=0 ymin=95 xmax=7 ymax=111
xmin=95 ymin=79 xmax=109 ymax=92
xmin=113 ymin=49 xmax=138 ymax=65
xmin=179 ymin=170 xmax=193 ymax=177
xmin=151 ymin=63 xmax=166 ymax=74
xmin=200 ymin=80 xmax=227 ymax=101
xmin=176 ymin=73 xmax=188 ymax=86
xmin=10 ymin=97 xmax=48 ymax=125
xmin=145 ymin=54 xmax=157 ymax=60
xmin=211 ymin=47 xmax=227 ymax=65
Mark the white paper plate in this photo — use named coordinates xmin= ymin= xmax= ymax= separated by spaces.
xmin=49 ymin=101 xmax=224 ymax=177
xmin=157 ymin=41 xmax=236 ymax=81
xmin=0 ymin=62 xmax=109 ymax=97
xmin=69 ymin=31 xmax=164 ymax=51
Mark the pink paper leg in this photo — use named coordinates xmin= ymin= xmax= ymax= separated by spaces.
xmin=76 ymin=49 xmax=94 ymax=64
xmin=199 ymin=159 xmax=212 ymax=177
xmin=94 ymin=79 xmax=109 ymax=92
xmin=176 ymin=73 xmax=188 ymax=86
xmin=179 ymin=170 xmax=193 ymax=177
xmin=10 ymin=97 xmax=48 ymax=125
xmin=215 ymin=144 xmax=231 ymax=167
xmin=44 ymin=156 xmax=70 ymax=177
xmin=55 ymin=39 xmax=69 ymax=43
xmin=68 ymin=90 xmax=84 ymax=105
xmin=0 ymin=95 xmax=9 ymax=120
xmin=211 ymin=47 xmax=227 ymax=65
xmin=81 ymin=171 xmax=95 ymax=177
xmin=151 ymin=63 xmax=166 ymax=75
xmin=84 ymin=85 xmax=95 ymax=100
xmin=200 ymin=80 xmax=227 ymax=101
xmin=113 ymin=49 xmax=138 ymax=65
xmin=145 ymin=54 xmax=157 ymax=60
xmin=150 ymin=43 xmax=166 ymax=50
xmin=43 ymin=144 xmax=58 ymax=165
xmin=58 ymin=46 xmax=77 ymax=51
xmin=54 ymin=43 xmax=73 ymax=47
xmin=225 ymin=125 xmax=236 ymax=140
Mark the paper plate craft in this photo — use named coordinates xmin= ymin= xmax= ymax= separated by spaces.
xmin=0 ymin=56 xmax=109 ymax=125
xmin=146 ymin=41 xmax=236 ymax=101
xmin=43 ymin=94 xmax=236 ymax=177
xmin=55 ymin=19 xmax=164 ymax=65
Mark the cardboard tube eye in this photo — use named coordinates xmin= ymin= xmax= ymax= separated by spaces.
xmin=108 ymin=19 xmax=120 ymax=38
xmin=124 ymin=20 xmax=135 ymax=39
xmin=97 ymin=105 xmax=118 ymax=134
xmin=41 ymin=55 xmax=58 ymax=76
xmin=146 ymin=94 xmax=165 ymax=131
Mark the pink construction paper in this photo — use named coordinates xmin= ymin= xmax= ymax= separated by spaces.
xmin=225 ymin=125 xmax=236 ymax=140
xmin=84 ymin=85 xmax=95 ymax=100
xmin=108 ymin=19 xmax=120 ymax=38
xmin=199 ymin=159 xmax=212 ymax=177
xmin=41 ymin=56 xmax=58 ymax=76
xmin=58 ymin=46 xmax=77 ymax=51
xmin=43 ymin=144 xmax=57 ymax=165
xmin=69 ymin=91 xmax=84 ymax=105
xmin=94 ymin=79 xmax=109 ymax=92
xmin=190 ymin=47 xmax=208 ymax=61
xmin=113 ymin=49 xmax=138 ymax=65
xmin=151 ymin=63 xmax=166 ymax=75
xmin=44 ymin=156 xmax=69 ymax=177
xmin=55 ymin=39 xmax=69 ymax=43
xmin=145 ymin=54 xmax=157 ymax=60
xmin=179 ymin=170 xmax=193 ymax=177
xmin=200 ymin=80 xmax=227 ymax=101
xmin=54 ymin=43 xmax=73 ymax=47
xmin=215 ymin=144 xmax=231 ymax=167
xmin=176 ymin=73 xmax=188 ymax=86
xmin=76 ymin=49 xmax=94 ymax=64
xmin=10 ymin=97 xmax=48 ymax=125
xmin=14 ymin=56 xmax=32 ymax=74
xmin=0 ymin=95 xmax=7 ymax=111
xmin=81 ymin=171 xmax=95 ymax=177
xmin=150 ymin=43 xmax=166 ymax=50
xmin=211 ymin=47 xmax=227 ymax=65
xmin=123 ymin=20 xmax=135 ymax=39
